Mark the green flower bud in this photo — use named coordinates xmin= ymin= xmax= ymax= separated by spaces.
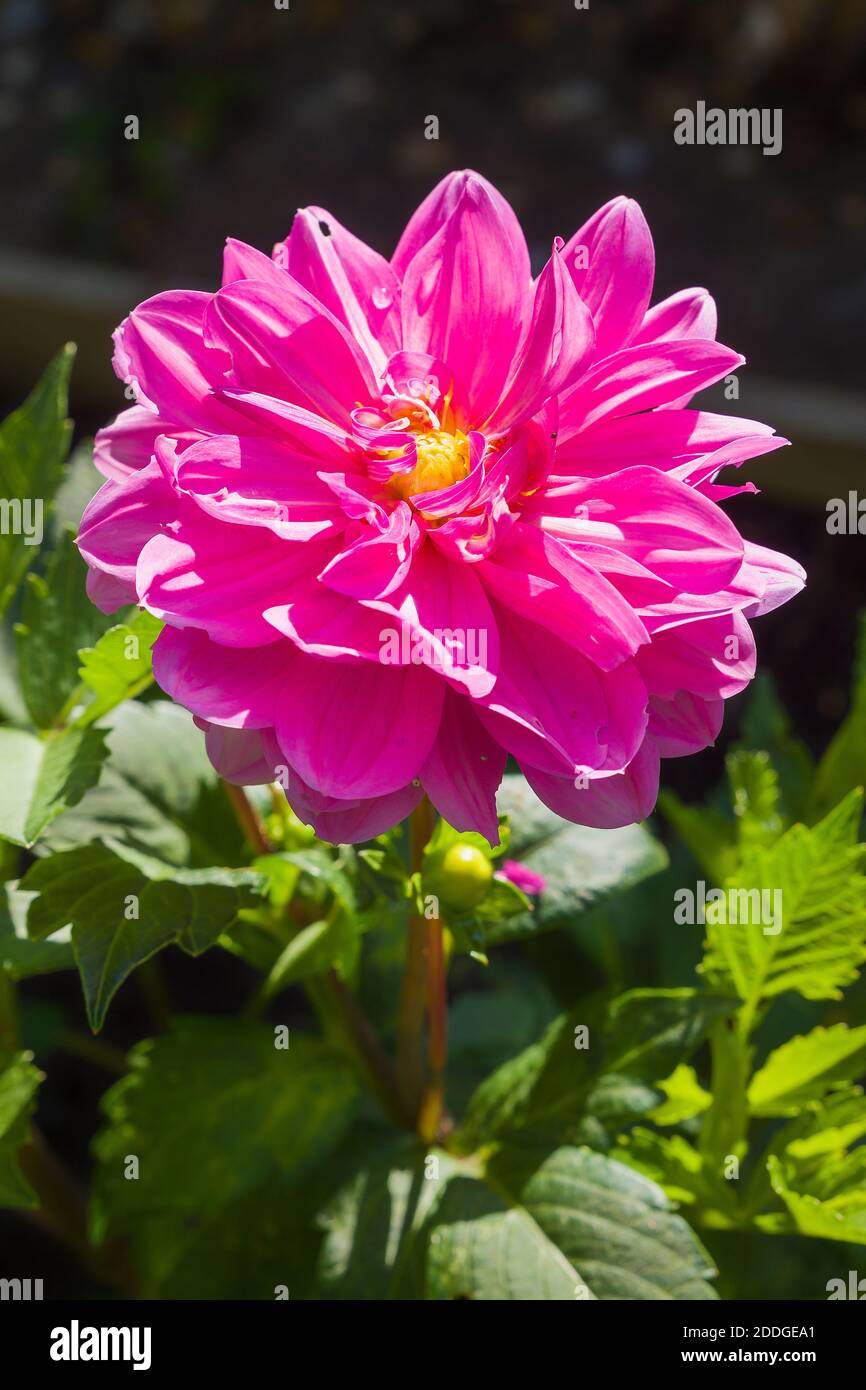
xmin=438 ymin=843 xmax=494 ymax=908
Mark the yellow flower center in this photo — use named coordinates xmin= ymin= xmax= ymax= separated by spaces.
xmin=388 ymin=429 xmax=470 ymax=501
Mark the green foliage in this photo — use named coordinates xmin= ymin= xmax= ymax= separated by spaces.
xmin=0 ymin=1051 xmax=43 ymax=1208
xmin=3 ymin=354 xmax=866 ymax=1301
xmin=44 ymin=701 xmax=245 ymax=866
xmin=0 ymin=347 xmax=75 ymax=618
xmin=490 ymin=774 xmax=668 ymax=945
xmin=74 ymin=609 xmax=162 ymax=726
xmin=14 ymin=528 xmax=115 ymax=728
xmin=0 ymin=725 xmax=108 ymax=848
xmin=91 ymin=1018 xmax=358 ymax=1295
xmin=21 ymin=842 xmax=264 ymax=1030
xmin=703 ymin=789 xmax=866 ymax=1007
xmin=455 ymin=988 xmax=731 ymax=1153
xmin=748 ymin=1024 xmax=866 ymax=1116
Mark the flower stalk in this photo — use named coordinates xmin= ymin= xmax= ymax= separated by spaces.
xmin=395 ymin=796 xmax=436 ymax=1117
xmin=222 ymin=780 xmax=412 ymax=1128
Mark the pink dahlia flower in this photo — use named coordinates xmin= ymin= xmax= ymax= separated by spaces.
xmin=79 ymin=170 xmax=804 ymax=844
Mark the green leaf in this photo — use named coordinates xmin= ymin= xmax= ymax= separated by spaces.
xmin=74 ymin=609 xmax=162 ymax=727
xmin=21 ymin=841 xmax=264 ymax=1030
xmin=489 ymin=774 xmax=668 ymax=945
xmin=611 ymin=1129 xmax=735 ymax=1222
xmin=728 ymin=749 xmax=784 ymax=852
xmin=768 ymin=1155 xmax=866 ymax=1245
xmin=424 ymin=1146 xmax=716 ymax=1299
xmin=0 ymin=1051 xmax=43 ymax=1209
xmin=14 ymin=528 xmax=115 ymax=728
xmin=127 ymin=1188 xmax=323 ymax=1300
xmin=261 ymin=912 xmax=360 ymax=993
xmin=91 ymin=1018 xmax=358 ymax=1293
xmin=0 ymin=346 xmax=75 ymax=619
xmin=0 ymin=725 xmax=108 ymax=848
xmin=317 ymin=1142 xmax=717 ymax=1300
xmin=43 ymin=701 xmax=245 ymax=867
xmin=702 ymin=790 xmax=866 ymax=1007
xmin=762 ymin=1088 xmax=866 ymax=1244
xmin=447 ymin=972 xmax=559 ymax=1119
xmin=455 ymin=988 xmax=728 ymax=1152
xmin=0 ymin=881 xmax=73 ymax=979
xmin=648 ymin=1064 xmax=712 ymax=1127
xmin=748 ymin=1024 xmax=866 ymax=1117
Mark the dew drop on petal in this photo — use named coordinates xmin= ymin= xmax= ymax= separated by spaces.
xmin=371 ymin=285 xmax=393 ymax=310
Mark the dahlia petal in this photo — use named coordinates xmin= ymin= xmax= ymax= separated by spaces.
xmin=361 ymin=542 xmax=500 ymax=697
xmin=420 ymin=691 xmax=506 ymax=844
xmin=636 ymin=611 xmax=756 ymax=701
xmin=152 ymin=626 xmax=289 ymax=728
xmin=561 ymin=196 xmax=655 ymax=358
xmin=137 ymin=519 xmax=331 ymax=647
xmin=477 ymin=524 xmax=648 ymax=670
xmin=318 ymin=503 xmax=420 ymax=599
xmin=264 ymin=576 xmax=389 ymax=661
xmin=392 ymin=169 xmax=527 ymax=279
xmin=292 ymin=780 xmax=424 ymax=845
xmin=741 ymin=541 xmax=806 ymax=617
xmin=527 ymin=465 xmax=744 ymax=593
xmin=647 ymin=691 xmax=724 ymax=757
xmin=670 ymin=434 xmax=788 ymax=491
xmin=94 ymin=405 xmax=193 ymax=480
xmin=557 ymin=340 xmax=744 ymax=441
xmin=222 ymin=237 xmax=287 ymax=288
xmin=633 ymin=288 xmax=717 ymax=346
xmin=477 ymin=607 xmax=647 ymax=776
xmin=400 ymin=173 xmax=531 ymax=427
xmin=553 ymin=408 xmax=778 ymax=477
xmin=204 ymin=277 xmax=375 ymax=425
xmin=199 ymin=722 xmax=283 ymax=785
xmin=213 ymin=388 xmax=356 ymax=465
xmin=78 ymin=461 xmax=176 ymax=587
xmin=279 ymin=207 xmax=401 ymax=372
xmin=274 ymin=656 xmax=444 ymax=798
xmin=85 ymin=567 xmax=136 ymax=614
xmin=486 ymin=240 xmax=594 ymax=432
xmin=523 ymin=738 xmax=660 ymax=829
xmin=112 ymin=290 xmax=243 ymax=433
xmin=168 ymin=434 xmax=345 ymax=540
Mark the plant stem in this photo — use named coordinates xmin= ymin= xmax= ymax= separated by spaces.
xmin=19 ymin=1127 xmax=139 ymax=1296
xmin=137 ymin=957 xmax=172 ymax=1033
xmin=312 ymin=971 xmax=414 ymax=1129
xmin=396 ymin=795 xmax=436 ymax=1122
xmin=223 ymin=780 xmax=273 ymax=855
xmin=418 ymin=912 xmax=448 ymax=1143
xmin=54 ymin=1029 xmax=128 ymax=1076
xmin=0 ymin=968 xmax=19 ymax=1054
xmin=222 ymin=780 xmax=412 ymax=1128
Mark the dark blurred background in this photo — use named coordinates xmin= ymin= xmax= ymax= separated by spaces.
xmin=1 ymin=0 xmax=865 ymax=1299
